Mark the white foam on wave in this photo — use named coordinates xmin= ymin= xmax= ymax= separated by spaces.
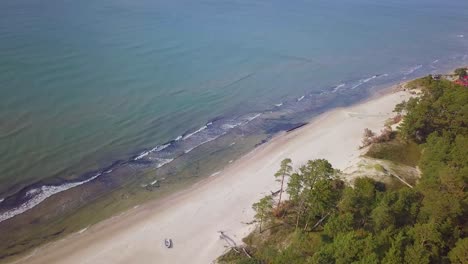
xmin=210 ymin=171 xmax=221 ymax=177
xmin=183 ymin=123 xmax=211 ymax=140
xmin=0 ymin=198 xmax=4 ymax=204
xmin=219 ymin=113 xmax=262 ymax=133
xmin=26 ymin=188 xmax=41 ymax=197
xmin=430 ymin=59 xmax=440 ymax=69
xmin=363 ymin=75 xmax=378 ymax=82
xmin=351 ymin=75 xmax=378 ymax=89
xmin=155 ymin=158 xmax=174 ymax=168
xmin=247 ymin=113 xmax=261 ymax=121
xmin=184 ymin=148 xmax=195 ymax=154
xmin=150 ymin=179 xmax=159 ymax=185
xmin=134 ymin=143 xmax=171 ymax=161
xmin=0 ymin=173 xmax=101 ymax=223
xmin=175 ymin=135 xmax=183 ymax=141
xmin=332 ymin=83 xmax=346 ymax=92
xmin=297 ymin=95 xmax=305 ymax=102
xmin=275 ymin=102 xmax=283 ymax=107
xmin=134 ymin=151 xmax=149 ymax=160
xmin=457 ymin=34 xmax=464 ymax=38
xmin=404 ymin=65 xmax=423 ymax=75
xmin=222 ymin=122 xmax=242 ymax=130
xmin=78 ymin=227 xmax=89 ymax=234
xmin=150 ymin=143 xmax=170 ymax=153
xmin=184 ymin=136 xmax=220 ymax=154
xmin=181 ymin=114 xmax=261 ymax=156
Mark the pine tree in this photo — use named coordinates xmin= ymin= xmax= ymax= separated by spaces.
xmin=274 ymin=158 xmax=292 ymax=209
xmin=252 ymin=195 xmax=273 ymax=233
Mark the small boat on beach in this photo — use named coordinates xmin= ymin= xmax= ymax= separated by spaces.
xmin=164 ymin=238 xmax=173 ymax=248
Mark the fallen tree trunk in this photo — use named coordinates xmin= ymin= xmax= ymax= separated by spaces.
xmin=311 ymin=212 xmax=331 ymax=230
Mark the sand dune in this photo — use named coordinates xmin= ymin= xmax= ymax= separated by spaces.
xmin=14 ymin=89 xmax=412 ymax=264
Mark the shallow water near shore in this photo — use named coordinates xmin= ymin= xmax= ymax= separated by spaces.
xmin=0 ymin=0 xmax=468 ymax=259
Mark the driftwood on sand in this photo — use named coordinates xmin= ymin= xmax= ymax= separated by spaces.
xmin=218 ymin=231 xmax=251 ymax=258
xmin=270 ymin=189 xmax=281 ymax=196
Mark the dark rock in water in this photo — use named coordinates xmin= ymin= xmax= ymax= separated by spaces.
xmin=130 ymin=159 xmax=153 ymax=165
xmin=286 ymin=123 xmax=308 ymax=132
xmin=266 ymin=122 xmax=308 ymax=134
xmin=254 ymin=138 xmax=270 ymax=148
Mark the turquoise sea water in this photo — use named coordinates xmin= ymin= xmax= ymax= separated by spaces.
xmin=0 ymin=0 xmax=467 ymax=220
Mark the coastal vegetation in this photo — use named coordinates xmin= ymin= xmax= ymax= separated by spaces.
xmin=219 ymin=76 xmax=467 ymax=264
xmin=454 ymin=68 xmax=467 ymax=78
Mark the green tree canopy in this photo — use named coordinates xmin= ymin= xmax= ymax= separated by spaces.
xmin=274 ymin=158 xmax=293 ymax=208
xmin=252 ymin=195 xmax=273 ymax=232
xmin=454 ymin=67 xmax=467 ymax=77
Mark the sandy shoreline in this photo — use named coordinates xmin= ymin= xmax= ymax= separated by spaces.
xmin=13 ymin=87 xmax=413 ymax=264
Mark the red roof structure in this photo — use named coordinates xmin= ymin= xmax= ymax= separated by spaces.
xmin=455 ymin=76 xmax=468 ymax=87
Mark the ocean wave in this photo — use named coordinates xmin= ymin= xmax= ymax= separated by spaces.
xmin=182 ymin=123 xmax=212 ymax=140
xmin=179 ymin=113 xmax=262 ymax=155
xmin=155 ymin=158 xmax=174 ymax=168
xmin=210 ymin=171 xmax=221 ymax=177
xmin=332 ymin=83 xmax=346 ymax=92
xmin=150 ymin=179 xmax=159 ymax=185
xmin=134 ymin=151 xmax=149 ymax=161
xmin=351 ymin=75 xmax=378 ymax=89
xmin=78 ymin=227 xmax=89 ymax=234
xmin=134 ymin=143 xmax=171 ymax=161
xmin=0 ymin=198 xmax=4 ymax=204
xmin=275 ymin=102 xmax=283 ymax=107
xmin=221 ymin=122 xmax=242 ymax=130
xmin=246 ymin=113 xmax=261 ymax=121
xmin=184 ymin=136 xmax=219 ymax=154
xmin=184 ymin=147 xmax=194 ymax=154
xmin=457 ymin=34 xmax=464 ymax=38
xmin=150 ymin=143 xmax=170 ymax=153
xmin=430 ymin=60 xmax=439 ymax=69
xmin=404 ymin=65 xmax=423 ymax=75
xmin=297 ymin=95 xmax=305 ymax=101
xmin=0 ymin=173 xmax=101 ymax=223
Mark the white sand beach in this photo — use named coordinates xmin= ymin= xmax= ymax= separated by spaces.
xmin=15 ymin=88 xmax=413 ymax=264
